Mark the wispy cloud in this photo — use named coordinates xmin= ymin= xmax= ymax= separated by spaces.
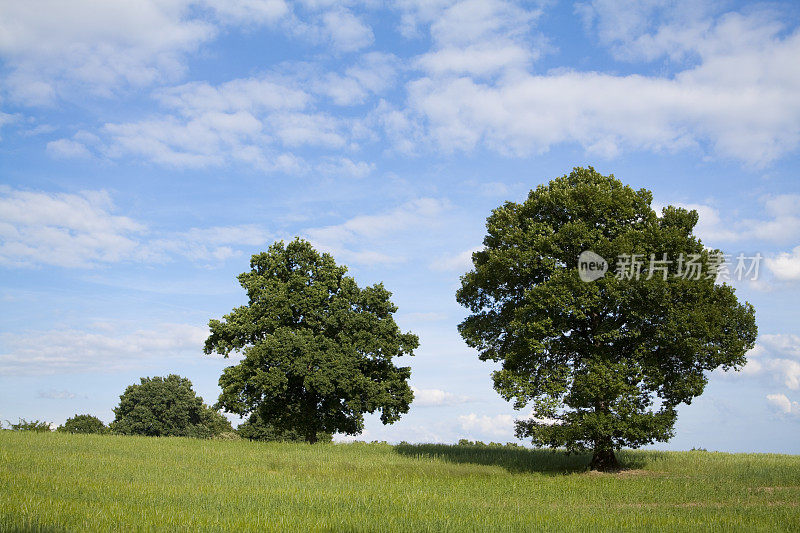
xmin=304 ymin=198 xmax=449 ymax=266
xmin=457 ymin=412 xmax=515 ymax=437
xmin=764 ymin=247 xmax=800 ymax=282
xmin=729 ymin=334 xmax=800 ymax=391
xmin=0 ymin=188 xmax=144 ymax=267
xmin=766 ymin=393 xmax=800 ymax=416
xmin=0 ymin=0 xmax=292 ymax=105
xmin=0 ymin=323 xmax=212 ymax=375
xmin=412 ymin=0 xmax=545 ymax=77
xmin=0 ymin=188 xmax=271 ymax=268
xmin=59 ymin=71 xmax=363 ymax=172
xmin=37 ymin=389 xmax=87 ymax=400
xmin=412 ymin=387 xmax=471 ymax=407
xmin=659 ymin=195 xmax=800 ymax=247
xmin=390 ymin=4 xmax=800 ymax=165
xmin=430 ymin=246 xmax=481 ymax=272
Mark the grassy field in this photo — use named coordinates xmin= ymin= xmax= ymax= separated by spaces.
xmin=1 ymin=432 xmax=798 ymax=532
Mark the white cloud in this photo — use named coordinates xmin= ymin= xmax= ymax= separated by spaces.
xmin=0 ymin=188 xmax=144 ymax=267
xmin=768 ymin=359 xmax=800 ymax=391
xmin=204 ymin=0 xmax=288 ymax=25
xmin=576 ymin=0 xmax=717 ymax=62
xmin=395 ymin=6 xmax=800 ymax=165
xmin=748 ymin=195 xmax=800 ymax=244
xmin=315 ymin=52 xmax=400 ymax=105
xmin=759 ymin=334 xmax=800 ymax=359
xmin=658 ymin=194 xmax=800 ymax=246
xmin=46 ymin=138 xmax=91 ymax=159
xmin=658 ymin=196 xmax=800 ymax=285
xmin=345 ymin=52 xmax=401 ymax=94
xmin=0 ymin=111 xmax=21 ymax=138
xmin=734 ymin=335 xmax=800 ymax=391
xmin=315 ymin=157 xmax=374 ymax=179
xmin=71 ymin=51 xmax=392 ymax=170
xmin=156 ymin=76 xmax=310 ymax=116
xmin=428 ymin=0 xmax=539 ymax=48
xmin=315 ymin=74 xmax=367 ymax=106
xmin=369 ymin=100 xmax=426 ymax=155
xmin=0 ymin=188 xmax=272 ymax=267
xmin=0 ymin=323 xmax=210 ymax=375
xmin=271 ymin=111 xmax=347 ymax=148
xmin=282 ymin=5 xmax=375 ymax=54
xmin=457 ymin=412 xmax=515 ymax=437
xmin=405 ymin=62 xmax=800 ymax=164
xmin=305 ymin=198 xmax=448 ymax=265
xmin=144 ymin=224 xmax=272 ymax=263
xmin=320 ymin=9 xmax=374 ymax=52
xmin=8 ymin=2 xmax=800 ymax=169
xmin=411 ymin=0 xmax=543 ymax=77
xmin=766 ymin=393 xmax=800 ymax=415
xmin=0 ymin=112 xmax=18 ymax=126
xmin=430 ymin=246 xmax=481 ymax=272
xmin=0 ymin=0 xmax=292 ymax=104
xmin=98 ymin=72 xmax=360 ymax=170
xmin=416 ymin=42 xmax=533 ymax=77
xmin=0 ymin=1 xmax=211 ymax=104
xmin=20 ymin=124 xmax=57 ymax=137
xmin=412 ymin=386 xmax=470 ymax=407
xmin=667 ymin=203 xmax=739 ymax=243
xmin=766 ymin=247 xmax=800 ymax=282
xmin=104 ymin=112 xmax=263 ymax=169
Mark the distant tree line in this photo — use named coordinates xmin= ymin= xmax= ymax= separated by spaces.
xmin=3 ymin=374 xmax=329 ymax=442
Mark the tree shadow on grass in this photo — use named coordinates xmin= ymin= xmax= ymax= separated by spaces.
xmin=394 ymin=443 xmax=658 ymax=475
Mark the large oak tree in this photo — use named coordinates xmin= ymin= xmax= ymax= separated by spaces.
xmin=205 ymin=238 xmax=417 ymax=443
xmin=457 ymin=167 xmax=757 ymax=470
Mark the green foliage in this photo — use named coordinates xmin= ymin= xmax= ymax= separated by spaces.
xmin=5 ymin=418 xmax=51 ymax=432
xmin=457 ymin=167 xmax=758 ymax=469
xmin=237 ymin=413 xmax=332 ymax=442
xmin=205 ymin=238 xmax=418 ymax=443
xmin=110 ymin=374 xmax=232 ymax=438
xmin=58 ymin=414 xmax=108 ymax=435
xmin=2 ymin=432 xmax=799 ymax=531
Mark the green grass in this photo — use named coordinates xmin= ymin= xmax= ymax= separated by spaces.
xmin=1 ymin=432 xmax=798 ymax=532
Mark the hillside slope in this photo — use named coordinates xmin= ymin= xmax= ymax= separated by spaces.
xmin=1 ymin=432 xmax=798 ymax=531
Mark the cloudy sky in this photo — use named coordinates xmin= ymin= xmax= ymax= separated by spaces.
xmin=1 ymin=0 xmax=799 ymax=452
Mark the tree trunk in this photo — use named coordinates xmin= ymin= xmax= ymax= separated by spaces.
xmin=305 ymin=429 xmax=318 ymax=444
xmin=589 ymin=447 xmax=619 ymax=471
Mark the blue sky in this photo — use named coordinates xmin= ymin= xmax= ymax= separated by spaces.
xmin=1 ymin=0 xmax=799 ymax=452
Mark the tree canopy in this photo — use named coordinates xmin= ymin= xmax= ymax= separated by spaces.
xmin=456 ymin=167 xmax=757 ymax=470
xmin=110 ymin=374 xmax=232 ymax=438
xmin=205 ymin=238 xmax=418 ymax=443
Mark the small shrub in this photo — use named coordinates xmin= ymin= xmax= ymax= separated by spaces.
xmin=111 ymin=375 xmax=232 ymax=438
xmin=455 ymin=439 xmax=522 ymax=449
xmin=7 ymin=418 xmax=51 ymax=432
xmin=58 ymin=414 xmax=108 ymax=434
